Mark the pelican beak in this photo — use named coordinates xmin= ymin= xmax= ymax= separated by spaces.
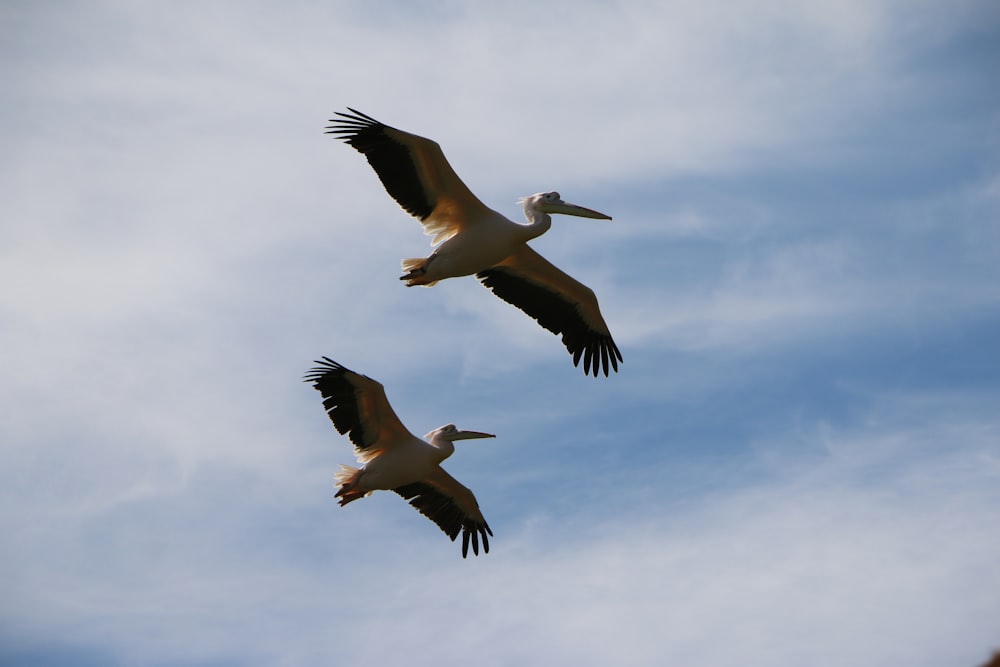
xmin=452 ymin=430 xmax=496 ymax=441
xmin=546 ymin=200 xmax=612 ymax=220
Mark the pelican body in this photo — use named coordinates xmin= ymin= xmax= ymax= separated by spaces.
xmin=304 ymin=357 xmax=494 ymax=557
xmin=327 ymin=108 xmax=622 ymax=377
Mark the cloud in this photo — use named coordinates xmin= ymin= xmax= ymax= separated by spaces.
xmin=2 ymin=0 xmax=999 ymax=665
xmin=3 ymin=389 xmax=997 ymax=666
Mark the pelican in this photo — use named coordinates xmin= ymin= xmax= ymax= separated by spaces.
xmin=327 ymin=108 xmax=622 ymax=377
xmin=304 ymin=357 xmax=495 ymax=557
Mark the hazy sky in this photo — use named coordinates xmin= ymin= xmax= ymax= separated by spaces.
xmin=2 ymin=1 xmax=999 ymax=665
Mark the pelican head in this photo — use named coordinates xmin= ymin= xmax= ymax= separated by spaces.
xmin=426 ymin=423 xmax=496 ymax=442
xmin=523 ymin=191 xmax=612 ymax=220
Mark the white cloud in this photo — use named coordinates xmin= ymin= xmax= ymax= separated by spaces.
xmin=2 ymin=0 xmax=998 ymax=665
xmin=3 ymin=389 xmax=997 ymax=666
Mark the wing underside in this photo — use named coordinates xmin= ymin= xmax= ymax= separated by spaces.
xmin=393 ymin=468 xmax=492 ymax=558
xmin=477 ymin=246 xmax=622 ymax=377
xmin=304 ymin=357 xmax=413 ymax=458
xmin=327 ymin=108 xmax=493 ymax=244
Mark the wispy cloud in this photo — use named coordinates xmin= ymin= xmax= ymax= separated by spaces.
xmin=3 ymin=389 xmax=997 ymax=666
xmin=2 ymin=0 xmax=998 ymax=665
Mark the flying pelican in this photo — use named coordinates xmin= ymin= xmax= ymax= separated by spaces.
xmin=304 ymin=357 xmax=495 ymax=557
xmin=327 ymin=108 xmax=622 ymax=377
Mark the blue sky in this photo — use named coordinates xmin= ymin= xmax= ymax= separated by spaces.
xmin=1 ymin=1 xmax=999 ymax=665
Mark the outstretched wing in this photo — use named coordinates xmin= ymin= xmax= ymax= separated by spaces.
xmin=393 ymin=467 xmax=492 ymax=558
xmin=326 ymin=108 xmax=495 ymax=245
xmin=477 ymin=245 xmax=622 ymax=377
xmin=303 ymin=357 xmax=415 ymax=460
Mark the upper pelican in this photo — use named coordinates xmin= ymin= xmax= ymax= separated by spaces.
xmin=304 ymin=357 xmax=495 ymax=557
xmin=327 ymin=108 xmax=622 ymax=377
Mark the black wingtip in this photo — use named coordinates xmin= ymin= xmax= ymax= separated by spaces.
xmin=303 ymin=356 xmax=350 ymax=384
xmin=325 ymin=108 xmax=386 ymax=134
